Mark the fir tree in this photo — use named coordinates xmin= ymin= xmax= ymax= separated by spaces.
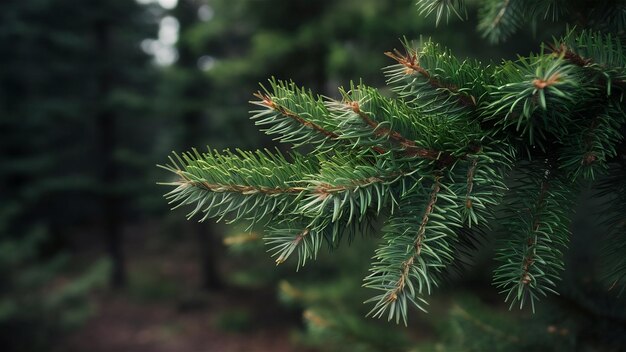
xmin=0 ymin=0 xmax=158 ymax=288
xmin=160 ymin=0 xmax=626 ymax=325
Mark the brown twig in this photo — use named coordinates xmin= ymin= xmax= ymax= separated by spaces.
xmin=548 ymin=43 xmax=592 ymax=67
xmin=253 ymin=92 xmax=387 ymax=155
xmin=178 ymin=169 xmax=407 ymax=198
xmin=549 ymin=43 xmax=625 ymax=86
xmin=521 ymin=178 xmax=550 ymax=285
xmin=415 ymin=178 xmax=441 ymax=256
xmin=465 ymin=158 xmax=479 ymax=209
xmin=313 ymin=176 xmax=385 ymax=199
xmin=178 ymin=178 xmax=304 ymax=194
xmin=275 ymin=228 xmax=309 ymax=264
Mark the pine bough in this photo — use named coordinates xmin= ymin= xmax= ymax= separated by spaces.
xmin=160 ymin=27 xmax=626 ymax=325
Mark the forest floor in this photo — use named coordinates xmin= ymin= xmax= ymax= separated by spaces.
xmin=63 ymin=289 xmax=311 ymax=352
xmin=60 ymin=222 xmax=317 ymax=352
xmin=56 ymin=220 xmax=508 ymax=352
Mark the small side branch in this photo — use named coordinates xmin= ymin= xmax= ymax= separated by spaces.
xmin=275 ymin=228 xmax=309 ymax=264
xmin=384 ymin=50 xmax=477 ymax=108
xmin=490 ymin=0 xmax=511 ymax=30
xmin=176 ymin=169 xmax=406 ymax=198
xmin=415 ymin=178 xmax=441 ymax=256
xmin=386 ymin=178 xmax=441 ymax=303
xmin=548 ymin=43 xmax=592 ymax=67
xmin=548 ymin=43 xmax=625 ymax=86
xmin=521 ymin=178 xmax=550 ymax=285
xmin=349 ymin=101 xmax=454 ymax=162
xmin=253 ymin=92 xmax=340 ymax=139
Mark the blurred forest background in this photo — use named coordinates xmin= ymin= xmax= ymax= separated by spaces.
xmin=1 ymin=0 xmax=625 ymax=351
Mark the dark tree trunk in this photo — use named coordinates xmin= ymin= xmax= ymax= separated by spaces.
xmin=182 ymin=111 xmax=223 ymax=291
xmin=95 ymin=19 xmax=126 ymax=288
xmin=177 ymin=0 xmax=223 ymax=291
xmin=194 ymin=222 xmax=222 ymax=290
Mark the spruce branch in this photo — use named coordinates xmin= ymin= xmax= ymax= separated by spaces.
xmin=160 ymin=25 xmax=626 ymax=323
xmin=250 ymin=79 xmax=342 ymax=152
xmin=482 ymin=53 xmax=586 ymax=146
xmin=459 ymin=156 xmax=495 ymax=228
xmin=558 ymin=101 xmax=626 ymax=180
xmin=493 ymin=166 xmax=573 ymax=312
xmin=416 ymin=0 xmax=467 ymax=26
xmin=252 ymin=92 xmax=339 ymax=140
xmin=159 ymin=149 xmax=317 ymax=225
xmin=332 ymin=82 xmax=488 ymax=168
xmin=549 ymin=29 xmax=626 ymax=95
xmin=384 ymin=40 xmax=481 ymax=112
xmin=364 ymin=176 xmax=464 ymax=324
xmin=297 ymin=160 xmax=403 ymax=224
xmin=341 ymin=96 xmax=448 ymax=161
xmin=448 ymin=144 xmax=512 ymax=229
xmin=478 ymin=0 xmax=524 ymax=44
xmin=265 ymin=225 xmax=322 ymax=269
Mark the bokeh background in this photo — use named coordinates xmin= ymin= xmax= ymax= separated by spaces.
xmin=1 ymin=0 xmax=624 ymax=351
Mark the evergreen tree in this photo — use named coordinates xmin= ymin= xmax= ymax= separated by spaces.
xmin=0 ymin=0 xmax=158 ymax=288
xmin=0 ymin=222 xmax=109 ymax=352
xmin=161 ymin=0 xmax=626 ymax=329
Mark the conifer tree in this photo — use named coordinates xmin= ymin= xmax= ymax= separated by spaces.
xmin=0 ymin=0 xmax=158 ymax=289
xmin=161 ymin=0 xmax=626 ymax=325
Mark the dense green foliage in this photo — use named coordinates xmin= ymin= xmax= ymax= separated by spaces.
xmin=3 ymin=0 xmax=626 ymax=350
xmin=162 ymin=0 xmax=626 ymax=326
xmin=418 ymin=0 xmax=626 ymax=43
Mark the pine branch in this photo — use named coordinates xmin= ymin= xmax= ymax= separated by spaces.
xmin=364 ymin=176 xmax=463 ymax=324
xmin=266 ymin=206 xmax=378 ymax=269
xmin=446 ymin=144 xmax=512 ymax=229
xmin=160 ymin=147 xmax=419 ymax=232
xmin=330 ymin=83 xmax=486 ymax=167
xmin=161 ymin=22 xmax=626 ymax=320
xmin=558 ymin=101 xmax=626 ymax=180
xmin=176 ymin=177 xmax=303 ymax=195
xmin=253 ymin=79 xmax=476 ymax=162
xmin=348 ymin=99 xmax=448 ymax=161
xmin=296 ymin=154 xmax=420 ymax=224
xmin=250 ymin=79 xmax=342 ymax=152
xmin=159 ymin=149 xmax=316 ymax=225
xmin=493 ymin=166 xmax=573 ymax=312
xmin=253 ymin=92 xmax=339 ymax=140
xmin=549 ymin=29 xmax=626 ymax=94
xmin=384 ymin=40 xmax=480 ymax=111
xmin=416 ymin=0 xmax=467 ymax=26
xmin=265 ymin=225 xmax=322 ymax=269
xmin=478 ymin=0 xmax=524 ymax=44
xmin=482 ymin=54 xmax=586 ymax=147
